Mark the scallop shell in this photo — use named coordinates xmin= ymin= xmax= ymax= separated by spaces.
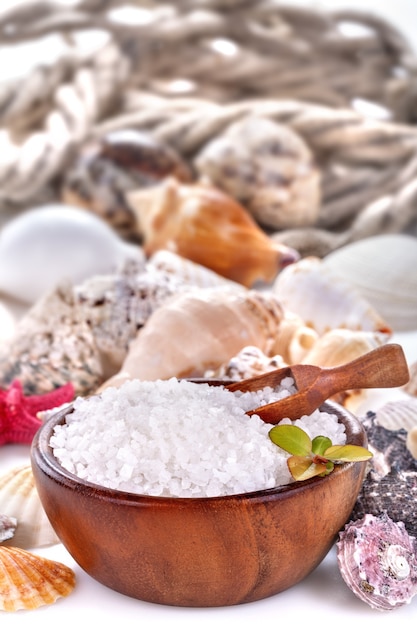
xmin=99 ymin=287 xmax=285 ymax=389
xmin=376 ymin=398 xmax=417 ymax=433
xmin=300 ymin=328 xmax=390 ymax=368
xmin=127 ymin=177 xmax=300 ymax=287
xmin=337 ymin=513 xmax=417 ymax=611
xmin=272 ymin=256 xmax=392 ymax=336
xmin=0 ymin=465 xmax=59 ymax=549
xmin=0 ymin=546 xmax=75 ymax=611
xmin=323 ymin=234 xmax=417 ymax=331
xmin=0 ymin=204 xmax=144 ymax=304
xmin=194 ymin=115 xmax=321 ymax=230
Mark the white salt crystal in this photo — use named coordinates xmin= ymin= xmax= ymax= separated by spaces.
xmin=51 ymin=378 xmax=346 ymax=498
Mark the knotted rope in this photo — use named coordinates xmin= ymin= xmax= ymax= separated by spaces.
xmin=0 ymin=0 xmax=417 ymax=255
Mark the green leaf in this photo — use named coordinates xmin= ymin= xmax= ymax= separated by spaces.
xmin=287 ymin=456 xmax=329 ymax=481
xmin=269 ymin=424 xmax=312 ymax=456
xmin=312 ymin=435 xmax=332 ymax=456
xmin=324 ymin=444 xmax=373 ymax=463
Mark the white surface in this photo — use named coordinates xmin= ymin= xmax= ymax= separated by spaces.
xmin=0 ymin=0 xmax=417 ymax=622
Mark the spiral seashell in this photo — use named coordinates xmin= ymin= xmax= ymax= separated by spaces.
xmin=99 ymin=287 xmax=285 ymax=388
xmin=0 ymin=465 xmax=58 ymax=549
xmin=62 ymin=129 xmax=193 ymax=238
xmin=194 ymin=115 xmax=321 ymax=230
xmin=127 ymin=177 xmax=300 ymax=287
xmin=0 ymin=546 xmax=75 ymax=611
xmin=337 ymin=513 xmax=417 ymax=611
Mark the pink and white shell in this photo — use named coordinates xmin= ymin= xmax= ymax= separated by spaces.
xmin=337 ymin=513 xmax=417 ymax=611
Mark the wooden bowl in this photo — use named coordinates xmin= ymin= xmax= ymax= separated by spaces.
xmin=31 ymin=400 xmax=367 ymax=607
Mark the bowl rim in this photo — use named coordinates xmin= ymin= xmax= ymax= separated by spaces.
xmin=31 ymin=399 xmax=367 ymax=505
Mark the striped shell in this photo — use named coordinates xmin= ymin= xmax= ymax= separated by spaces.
xmin=0 ymin=546 xmax=75 ymax=611
xmin=337 ymin=513 xmax=417 ymax=611
xmin=0 ymin=465 xmax=59 ymax=549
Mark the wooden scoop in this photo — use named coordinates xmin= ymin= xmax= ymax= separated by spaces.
xmin=225 ymin=343 xmax=410 ymax=424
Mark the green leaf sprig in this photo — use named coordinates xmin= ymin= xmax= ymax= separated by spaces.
xmin=269 ymin=424 xmax=372 ymax=481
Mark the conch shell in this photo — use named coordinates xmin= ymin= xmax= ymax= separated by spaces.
xmin=127 ymin=177 xmax=300 ymax=287
xmin=0 ymin=465 xmax=59 ymax=549
xmin=100 ymin=287 xmax=285 ymax=388
xmin=194 ymin=115 xmax=321 ymax=230
xmin=0 ymin=546 xmax=75 ymax=611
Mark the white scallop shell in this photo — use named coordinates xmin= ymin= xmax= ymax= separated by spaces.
xmin=376 ymin=398 xmax=417 ymax=432
xmin=0 ymin=204 xmax=144 ymax=304
xmin=272 ymin=256 xmax=391 ymax=336
xmin=323 ymin=234 xmax=417 ymax=331
xmin=0 ymin=465 xmax=59 ymax=549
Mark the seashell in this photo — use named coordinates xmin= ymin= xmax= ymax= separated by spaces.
xmin=323 ymin=234 xmax=417 ymax=331
xmin=62 ymin=129 xmax=192 ymax=238
xmin=99 ymin=287 xmax=285 ymax=388
xmin=0 ymin=546 xmax=75 ymax=611
xmin=205 ymin=345 xmax=288 ymax=381
xmin=337 ymin=513 xmax=417 ymax=611
xmin=300 ymin=328 xmax=390 ymax=368
xmin=0 ymin=465 xmax=58 ymax=549
xmin=404 ymin=360 xmax=417 ymax=397
xmin=376 ymin=398 xmax=417 ymax=433
xmin=0 ymin=515 xmax=17 ymax=543
xmin=272 ymin=256 xmax=392 ymax=336
xmin=350 ymin=411 xmax=417 ymax=538
xmin=146 ymin=249 xmax=244 ymax=291
xmin=0 ymin=204 xmax=144 ymax=304
xmin=194 ymin=115 xmax=321 ymax=230
xmin=270 ymin=310 xmax=318 ymax=365
xmin=127 ymin=177 xmax=300 ymax=287
xmin=0 ymin=258 xmax=209 ymax=396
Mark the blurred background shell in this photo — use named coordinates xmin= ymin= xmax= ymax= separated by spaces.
xmin=323 ymin=234 xmax=417 ymax=332
xmin=194 ymin=115 xmax=321 ymax=230
xmin=0 ymin=546 xmax=75 ymax=612
xmin=272 ymin=256 xmax=392 ymax=336
xmin=0 ymin=205 xmax=144 ymax=305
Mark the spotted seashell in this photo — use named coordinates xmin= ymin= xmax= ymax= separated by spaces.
xmin=0 ymin=515 xmax=17 ymax=543
xmin=0 ymin=546 xmax=75 ymax=611
xmin=195 ymin=115 xmax=321 ymax=230
xmin=0 ymin=465 xmax=58 ymax=549
xmin=337 ymin=513 xmax=417 ymax=611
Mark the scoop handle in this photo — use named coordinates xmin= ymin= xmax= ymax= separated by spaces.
xmin=315 ymin=343 xmax=409 ymax=396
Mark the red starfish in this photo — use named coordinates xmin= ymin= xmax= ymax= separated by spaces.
xmin=0 ymin=380 xmax=75 ymax=446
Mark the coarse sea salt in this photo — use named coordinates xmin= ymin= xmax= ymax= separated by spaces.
xmin=50 ymin=378 xmax=346 ymax=498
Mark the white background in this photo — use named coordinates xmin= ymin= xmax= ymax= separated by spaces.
xmin=1 ymin=1 xmax=417 ymax=624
